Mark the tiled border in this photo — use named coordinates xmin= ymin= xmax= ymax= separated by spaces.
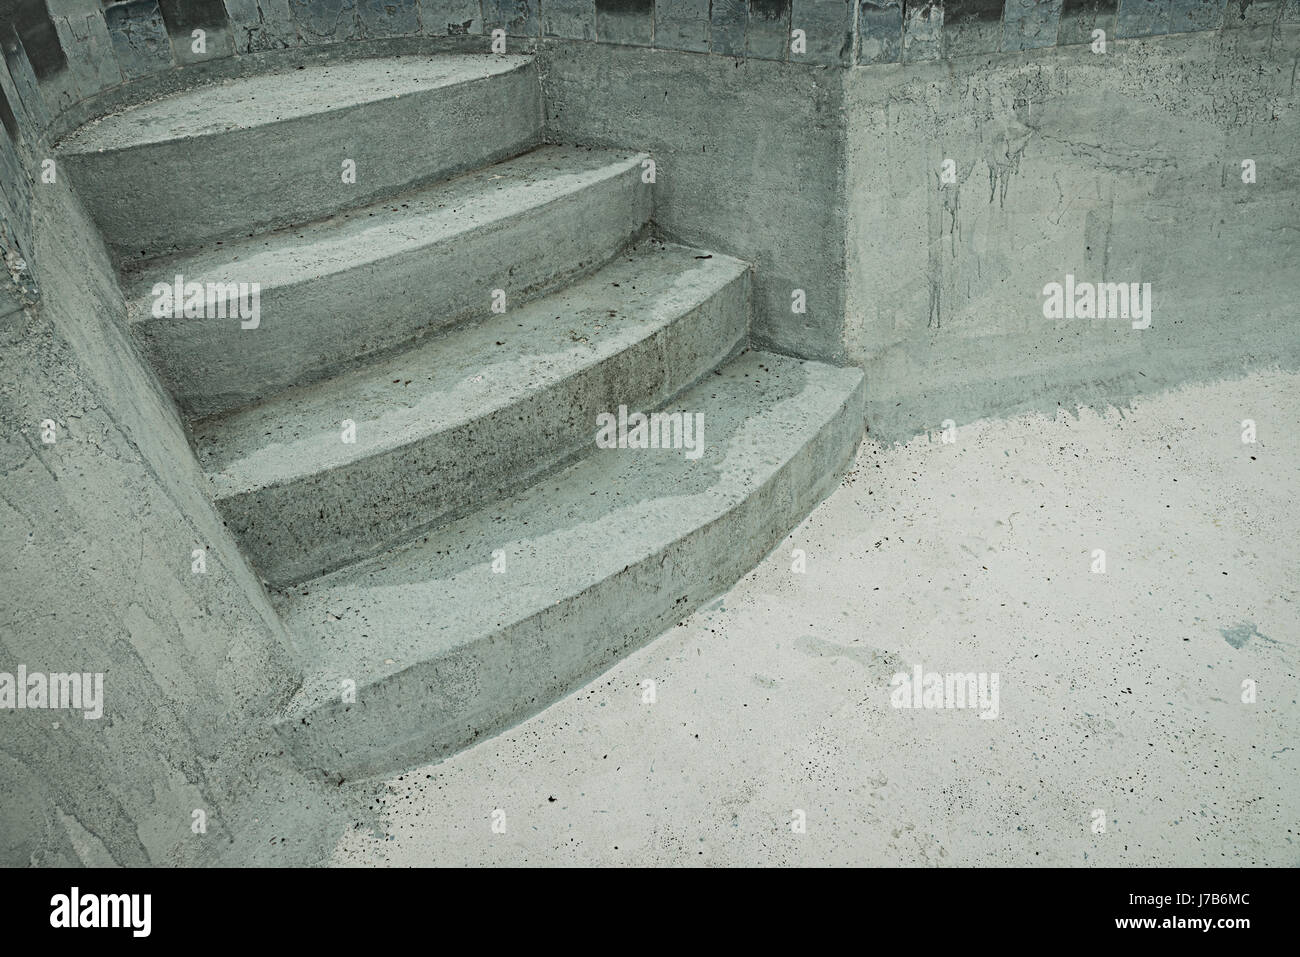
xmin=0 ymin=0 xmax=1293 ymax=113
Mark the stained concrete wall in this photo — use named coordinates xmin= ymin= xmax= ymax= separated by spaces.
xmin=846 ymin=23 xmax=1300 ymax=439
xmin=854 ymin=0 xmax=1300 ymax=64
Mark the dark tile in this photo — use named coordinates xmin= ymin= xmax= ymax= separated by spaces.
xmin=1167 ymin=0 xmax=1226 ymax=30
xmin=544 ymin=0 xmax=595 ymax=38
xmin=0 ymin=0 xmax=68 ymax=80
xmin=0 ymin=25 xmax=51 ymax=130
xmin=159 ymin=0 xmax=235 ymax=61
xmin=857 ymin=0 xmax=903 ymax=63
xmin=654 ymin=0 xmax=708 ymax=51
xmin=711 ymin=0 xmax=748 ymax=54
xmin=944 ymin=0 xmax=1003 ymax=57
xmin=903 ymin=0 xmax=943 ymax=60
xmin=1116 ymin=0 xmax=1170 ymax=36
xmin=104 ymin=0 xmax=176 ymax=78
xmin=158 ymin=0 xmax=230 ymax=32
xmin=1002 ymin=0 xmax=1061 ymax=49
xmin=748 ymin=0 xmax=791 ymax=59
xmin=0 ymin=83 xmax=17 ymax=142
xmin=356 ymin=0 xmax=420 ymax=36
xmin=222 ymin=0 xmax=297 ymax=51
xmin=790 ymin=0 xmax=853 ymax=64
xmin=485 ymin=0 xmax=538 ymax=35
xmin=1221 ymin=0 xmax=1283 ymax=26
xmin=1057 ymin=0 xmax=1116 ymax=44
xmin=595 ymin=0 xmax=650 ymax=43
xmin=53 ymin=9 xmax=124 ymax=93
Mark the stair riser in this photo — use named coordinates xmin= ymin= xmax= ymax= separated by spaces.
xmin=132 ymin=166 xmax=652 ymax=419
xmin=63 ymin=61 xmax=542 ymax=264
xmin=220 ymin=269 xmax=750 ymax=586
xmin=273 ymin=370 xmax=866 ymax=780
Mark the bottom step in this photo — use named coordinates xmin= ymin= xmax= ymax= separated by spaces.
xmin=272 ymin=350 xmax=865 ymax=779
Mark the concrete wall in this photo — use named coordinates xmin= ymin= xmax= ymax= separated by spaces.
xmin=846 ymin=23 xmax=1300 ymax=439
xmin=1 ymin=0 xmax=1297 ymax=865
xmin=856 ymin=0 xmax=1300 ymax=64
xmin=0 ymin=32 xmax=302 ymax=865
xmin=0 ymin=0 xmax=860 ymax=865
xmin=6 ymin=1 xmax=1294 ymax=371
xmin=539 ymin=40 xmax=850 ymax=360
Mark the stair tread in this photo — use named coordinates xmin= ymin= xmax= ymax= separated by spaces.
xmin=194 ymin=240 xmax=749 ymax=498
xmin=58 ymin=55 xmax=532 ymax=155
xmin=274 ymin=349 xmax=864 ymax=716
xmin=123 ymin=145 xmax=646 ymax=313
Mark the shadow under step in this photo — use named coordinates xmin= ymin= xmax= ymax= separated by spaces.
xmin=272 ymin=349 xmax=866 ymax=781
xmin=196 ymin=239 xmax=750 ymax=586
xmin=126 ymin=145 xmax=653 ymax=418
xmin=57 ymin=54 xmax=542 ymax=262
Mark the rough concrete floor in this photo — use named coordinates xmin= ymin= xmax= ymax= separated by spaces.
xmin=331 ymin=371 xmax=1299 ymax=866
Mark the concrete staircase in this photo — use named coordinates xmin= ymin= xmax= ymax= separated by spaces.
xmin=57 ymin=54 xmax=865 ymax=781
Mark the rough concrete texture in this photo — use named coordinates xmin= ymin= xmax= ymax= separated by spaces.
xmin=846 ymin=26 xmax=1300 ymax=440
xmin=274 ymin=350 xmax=865 ymax=780
xmin=539 ymin=41 xmax=851 ymax=363
xmin=3 ymin=13 xmax=1296 ymax=867
xmin=330 ymin=370 xmax=1298 ymax=866
xmin=793 ymin=0 xmax=856 ymax=65
xmin=221 ymin=0 xmax=299 ymax=53
xmin=56 ymin=54 xmax=543 ymax=261
xmin=0 ymin=117 xmax=302 ymax=866
xmin=423 ymin=0 xmax=486 ymax=37
xmin=8 ymin=38 xmax=878 ymax=833
xmin=197 ymin=241 xmax=749 ymax=585
xmin=0 ymin=24 xmax=52 ymax=144
xmin=49 ymin=2 xmax=126 ymax=100
xmin=1002 ymin=0 xmax=1064 ymax=51
xmin=11 ymin=0 xmax=1268 ymax=125
xmin=125 ymin=145 xmax=650 ymax=417
xmin=102 ymin=0 xmax=173 ymax=83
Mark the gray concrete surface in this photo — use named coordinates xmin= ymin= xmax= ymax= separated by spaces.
xmin=539 ymin=41 xmax=852 ymax=363
xmin=329 ymin=370 xmax=1299 ymax=866
xmin=29 ymin=41 xmax=872 ymax=802
xmin=0 ymin=110 xmax=302 ymax=868
xmin=273 ymin=350 xmax=865 ymax=780
xmin=846 ymin=26 xmax=1300 ymax=440
xmin=198 ymin=240 xmax=750 ymax=585
xmin=3 ymin=13 xmax=1296 ymax=867
xmin=126 ymin=145 xmax=651 ymax=417
xmin=56 ymin=54 xmax=543 ymax=262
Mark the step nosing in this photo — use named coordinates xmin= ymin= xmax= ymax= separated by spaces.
xmin=280 ymin=498 xmax=739 ymax=715
xmin=275 ymin=352 xmax=864 ymax=712
xmin=57 ymin=56 xmax=535 ymax=156
xmin=199 ymin=246 xmax=749 ymax=493
xmin=123 ymin=148 xmax=646 ymax=311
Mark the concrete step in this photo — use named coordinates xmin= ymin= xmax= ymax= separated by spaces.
xmin=125 ymin=146 xmax=652 ymax=419
xmin=196 ymin=240 xmax=750 ymax=587
xmin=271 ymin=349 xmax=866 ymax=780
xmin=56 ymin=55 xmax=542 ymax=263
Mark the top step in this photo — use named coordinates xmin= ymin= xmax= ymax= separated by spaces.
xmin=56 ymin=55 xmax=541 ymax=264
